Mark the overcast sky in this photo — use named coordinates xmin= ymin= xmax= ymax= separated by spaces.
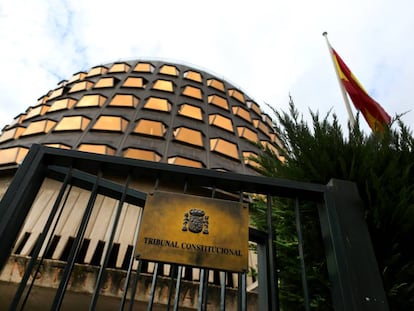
xmin=1 ymin=0 xmax=413 ymax=135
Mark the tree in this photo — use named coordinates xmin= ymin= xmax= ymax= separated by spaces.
xmin=250 ymin=98 xmax=414 ymax=310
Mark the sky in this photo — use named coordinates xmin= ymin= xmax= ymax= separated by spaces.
xmin=0 ymin=0 xmax=413 ymax=135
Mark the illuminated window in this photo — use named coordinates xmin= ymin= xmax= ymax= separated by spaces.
xmin=25 ymin=105 xmax=49 ymax=120
xmin=237 ymin=127 xmax=259 ymax=143
xmin=48 ymin=98 xmax=77 ymax=112
xmin=262 ymin=114 xmax=274 ymax=128
xmin=94 ymin=77 xmax=116 ymax=88
xmin=54 ymin=116 xmax=90 ymax=131
xmin=243 ymin=151 xmax=260 ymax=169
xmin=152 ymin=79 xmax=174 ymax=92
xmin=207 ymin=79 xmax=225 ymax=92
xmin=109 ymin=63 xmax=130 ymax=73
xmin=178 ymin=104 xmax=203 ymax=120
xmin=232 ymin=106 xmax=252 ymax=123
xmin=123 ymin=148 xmax=161 ymax=162
xmin=68 ymin=72 xmax=87 ymax=84
xmin=133 ymin=62 xmax=154 ymax=73
xmin=78 ymin=144 xmax=116 ymax=155
xmin=76 ymin=94 xmax=107 ymax=108
xmin=8 ymin=114 xmax=26 ymax=127
xmin=37 ymin=95 xmax=48 ymax=105
xmin=184 ymin=71 xmax=202 ymax=83
xmin=247 ymin=101 xmax=261 ymax=116
xmin=0 ymin=147 xmax=29 ymax=166
xmin=210 ymin=138 xmax=239 ymax=160
xmin=209 ymin=114 xmax=233 ymax=132
xmin=208 ymin=95 xmax=229 ymax=110
xmin=253 ymin=119 xmax=270 ymax=136
xmin=69 ymin=81 xmax=93 ymax=93
xmin=228 ymin=89 xmax=245 ymax=103
xmin=174 ymin=127 xmax=204 ymax=147
xmin=108 ymin=94 xmax=139 ymax=108
xmin=48 ymin=87 xmax=66 ymax=100
xmin=168 ymin=156 xmax=204 ymax=168
xmin=0 ymin=126 xmax=25 ymax=143
xmin=144 ymin=97 xmax=172 ymax=112
xmin=182 ymin=85 xmax=202 ymax=100
xmin=87 ymin=66 xmax=108 ymax=77
xmin=92 ymin=116 xmax=128 ymax=132
xmin=21 ymin=120 xmax=56 ymax=136
xmin=159 ymin=64 xmax=179 ymax=76
xmin=44 ymin=143 xmax=71 ymax=149
xmin=133 ymin=119 xmax=166 ymax=137
xmin=122 ymin=77 xmax=146 ymax=88
xmin=261 ymin=141 xmax=280 ymax=157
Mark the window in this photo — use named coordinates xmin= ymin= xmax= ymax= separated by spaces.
xmin=109 ymin=63 xmax=130 ymax=73
xmin=0 ymin=147 xmax=29 ymax=166
xmin=8 ymin=114 xmax=26 ymax=127
xmin=92 ymin=116 xmax=128 ymax=132
xmin=209 ymin=114 xmax=233 ymax=132
xmin=68 ymin=72 xmax=87 ymax=84
xmin=94 ymin=77 xmax=116 ymax=88
xmin=168 ymin=156 xmax=204 ymax=168
xmin=262 ymin=114 xmax=274 ymax=128
xmin=253 ymin=119 xmax=270 ymax=136
xmin=232 ymin=106 xmax=252 ymax=123
xmin=78 ymin=144 xmax=116 ymax=155
xmin=143 ymin=97 xmax=172 ymax=112
xmin=133 ymin=62 xmax=154 ymax=73
xmin=208 ymin=95 xmax=229 ymax=110
xmin=123 ymin=148 xmax=161 ymax=162
xmin=25 ymin=105 xmax=49 ymax=120
xmin=108 ymin=94 xmax=139 ymax=108
xmin=173 ymin=127 xmax=204 ymax=147
xmin=210 ymin=138 xmax=239 ymax=160
xmin=37 ymin=95 xmax=48 ymax=105
xmin=48 ymin=87 xmax=66 ymax=100
xmin=243 ymin=151 xmax=260 ymax=169
xmin=54 ymin=116 xmax=90 ymax=131
xmin=184 ymin=70 xmax=202 ymax=83
xmin=48 ymin=98 xmax=77 ymax=112
xmin=0 ymin=126 xmax=25 ymax=143
xmin=87 ymin=66 xmax=108 ymax=77
xmin=182 ymin=85 xmax=202 ymax=100
xmin=122 ymin=77 xmax=146 ymax=88
xmin=152 ymin=79 xmax=174 ymax=92
xmin=178 ymin=104 xmax=203 ymax=120
xmin=228 ymin=89 xmax=245 ymax=103
xmin=247 ymin=101 xmax=261 ymax=116
xmin=260 ymin=141 xmax=280 ymax=157
xmin=76 ymin=94 xmax=107 ymax=108
xmin=207 ymin=79 xmax=225 ymax=92
xmin=237 ymin=127 xmax=259 ymax=143
xmin=159 ymin=64 xmax=179 ymax=76
xmin=21 ymin=120 xmax=56 ymax=136
xmin=69 ymin=81 xmax=93 ymax=93
xmin=133 ymin=119 xmax=166 ymax=137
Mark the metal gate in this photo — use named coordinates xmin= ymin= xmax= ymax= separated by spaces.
xmin=0 ymin=145 xmax=388 ymax=310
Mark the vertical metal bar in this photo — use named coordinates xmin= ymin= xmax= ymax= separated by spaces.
xmin=147 ymin=263 xmax=159 ymax=311
xmin=197 ymin=269 xmax=205 ymax=311
xmin=237 ymin=272 xmax=247 ymax=311
xmin=257 ymin=243 xmax=269 ymax=311
xmin=219 ymin=271 xmax=226 ymax=311
xmin=266 ymin=194 xmax=279 ymax=311
xmin=201 ymin=269 xmax=209 ymax=311
xmin=166 ymin=265 xmax=177 ymax=310
xmin=89 ymin=174 xmax=131 ymax=311
xmin=10 ymin=168 xmax=73 ymax=311
xmin=125 ymin=260 xmax=142 ymax=311
xmin=173 ymin=266 xmax=183 ymax=311
xmin=51 ymin=169 xmax=102 ymax=311
xmin=295 ymin=198 xmax=311 ymax=311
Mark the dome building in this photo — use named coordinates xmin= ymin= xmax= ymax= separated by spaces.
xmin=0 ymin=60 xmax=282 ymax=310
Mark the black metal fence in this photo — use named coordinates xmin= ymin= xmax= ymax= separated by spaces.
xmin=0 ymin=145 xmax=388 ymax=310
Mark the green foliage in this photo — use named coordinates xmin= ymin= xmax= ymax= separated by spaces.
xmin=250 ymin=98 xmax=414 ymax=310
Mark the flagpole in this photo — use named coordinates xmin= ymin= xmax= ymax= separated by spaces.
xmin=323 ymin=32 xmax=356 ymax=128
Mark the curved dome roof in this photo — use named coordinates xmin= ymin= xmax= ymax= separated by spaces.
xmin=0 ymin=60 xmax=282 ymax=174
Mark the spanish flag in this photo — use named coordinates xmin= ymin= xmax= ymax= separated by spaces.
xmin=332 ymin=49 xmax=391 ymax=132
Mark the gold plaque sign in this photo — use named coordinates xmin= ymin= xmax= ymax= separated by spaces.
xmin=135 ymin=191 xmax=248 ymax=272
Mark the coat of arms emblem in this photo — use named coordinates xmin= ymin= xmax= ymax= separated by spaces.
xmin=182 ymin=209 xmax=209 ymax=234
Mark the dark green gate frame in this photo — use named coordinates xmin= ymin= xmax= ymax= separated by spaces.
xmin=0 ymin=145 xmax=389 ymax=310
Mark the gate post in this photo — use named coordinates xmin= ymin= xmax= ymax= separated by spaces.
xmin=319 ymin=179 xmax=389 ymax=311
